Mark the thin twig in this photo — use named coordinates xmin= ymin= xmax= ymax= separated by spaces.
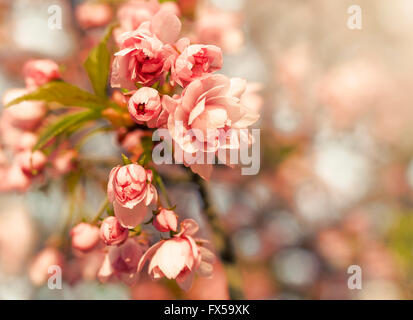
xmin=155 ymin=172 xmax=172 ymax=208
xmin=92 ymin=198 xmax=109 ymax=224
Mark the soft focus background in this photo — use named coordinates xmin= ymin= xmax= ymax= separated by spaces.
xmin=1 ymin=0 xmax=413 ymax=299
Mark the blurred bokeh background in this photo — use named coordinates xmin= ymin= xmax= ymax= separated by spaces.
xmin=2 ymin=0 xmax=413 ymax=299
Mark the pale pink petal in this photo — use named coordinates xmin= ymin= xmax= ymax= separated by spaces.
xmin=152 ymin=239 xmax=190 ymax=279
xmin=180 ymin=219 xmax=200 ymax=237
xmin=228 ymin=77 xmax=247 ymax=98
xmin=188 ymin=98 xmax=205 ymax=125
xmin=138 ymin=240 xmax=165 ymax=272
xmin=199 ymin=247 xmax=215 ymax=264
xmin=150 ymin=10 xmax=181 ymax=44
xmin=97 ymin=254 xmax=113 ymax=283
xmin=190 ymin=163 xmax=213 ymax=180
xmin=176 ymin=268 xmax=195 ymax=291
xmin=107 ymin=166 xmax=119 ymax=203
xmin=114 ymin=200 xmax=148 ymax=229
xmin=197 ymin=261 xmax=213 ymax=278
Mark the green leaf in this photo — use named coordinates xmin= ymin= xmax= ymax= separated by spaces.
xmin=5 ymin=81 xmax=106 ymax=110
xmin=84 ymin=24 xmax=116 ymax=98
xmin=33 ymin=110 xmax=99 ymax=151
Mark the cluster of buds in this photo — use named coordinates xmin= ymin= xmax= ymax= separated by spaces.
xmin=0 ymin=60 xmax=77 ymax=193
xmin=20 ymin=0 xmax=258 ymax=293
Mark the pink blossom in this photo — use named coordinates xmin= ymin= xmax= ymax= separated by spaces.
xmin=153 ymin=208 xmax=178 ymax=232
xmin=196 ymin=9 xmax=244 ymax=54
xmin=166 ymin=74 xmax=260 ymax=179
xmin=172 ymin=40 xmax=223 ymax=87
xmin=98 ymin=237 xmax=146 ymax=285
xmin=75 ymin=2 xmax=113 ymax=29
xmin=111 ymin=11 xmax=181 ymax=89
xmin=116 ymin=0 xmax=160 ymax=35
xmin=128 ymin=87 xmax=163 ymax=128
xmin=115 ymin=0 xmax=180 ymax=39
xmin=70 ymin=223 xmax=101 ymax=252
xmin=16 ymin=150 xmax=47 ymax=176
xmin=2 ymin=89 xmax=46 ymax=131
xmin=107 ymin=164 xmax=157 ymax=228
xmin=23 ymin=59 xmax=61 ymax=89
xmin=28 ymin=247 xmax=64 ymax=286
xmin=138 ymin=219 xmax=214 ymax=291
xmin=100 ymin=216 xmax=129 ymax=246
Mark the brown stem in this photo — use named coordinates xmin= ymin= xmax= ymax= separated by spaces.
xmin=190 ymin=171 xmax=244 ymax=300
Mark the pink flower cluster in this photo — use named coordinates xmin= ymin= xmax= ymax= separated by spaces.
xmin=65 ymin=187 xmax=213 ymax=290
xmin=111 ymin=3 xmax=260 ymax=179
xmin=24 ymin=0 xmax=253 ymax=293
xmin=0 ymin=60 xmax=77 ymax=193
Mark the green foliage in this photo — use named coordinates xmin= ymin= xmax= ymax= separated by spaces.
xmin=33 ymin=110 xmax=100 ymax=151
xmin=5 ymin=81 xmax=106 ymax=110
xmin=387 ymin=212 xmax=413 ymax=275
xmin=84 ymin=24 xmax=116 ymax=98
xmin=121 ymin=153 xmax=133 ymax=165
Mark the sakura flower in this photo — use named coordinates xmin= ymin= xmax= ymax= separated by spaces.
xmin=166 ymin=74 xmax=260 ymax=179
xmin=98 ymin=237 xmax=147 ymax=285
xmin=111 ymin=11 xmax=181 ymax=90
xmin=70 ymin=223 xmax=101 ymax=252
xmin=128 ymin=87 xmax=163 ymax=128
xmin=138 ymin=219 xmax=214 ymax=291
xmin=172 ymin=40 xmax=223 ymax=87
xmin=100 ymin=216 xmax=129 ymax=246
xmin=107 ymin=164 xmax=157 ymax=228
xmin=23 ymin=59 xmax=61 ymax=89
xmin=153 ymin=208 xmax=178 ymax=232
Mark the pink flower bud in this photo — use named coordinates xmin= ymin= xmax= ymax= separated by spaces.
xmin=23 ymin=59 xmax=61 ymax=89
xmin=70 ymin=223 xmax=100 ymax=252
xmin=100 ymin=216 xmax=129 ymax=246
xmin=16 ymin=150 xmax=47 ymax=176
xmin=153 ymin=208 xmax=178 ymax=232
xmin=128 ymin=87 xmax=162 ymax=128
xmin=75 ymin=2 xmax=113 ymax=29
xmin=2 ymin=89 xmax=46 ymax=131
xmin=107 ymin=164 xmax=157 ymax=229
